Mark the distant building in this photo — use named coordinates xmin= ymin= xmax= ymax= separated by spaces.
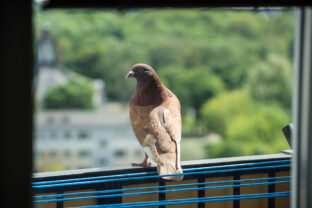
xmin=34 ymin=25 xmax=106 ymax=109
xmin=33 ymin=26 xmax=142 ymax=172
xmin=34 ymin=103 xmax=144 ymax=172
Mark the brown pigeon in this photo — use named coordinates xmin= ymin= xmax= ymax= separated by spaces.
xmin=126 ymin=63 xmax=183 ymax=181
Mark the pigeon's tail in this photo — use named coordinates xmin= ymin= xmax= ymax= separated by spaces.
xmin=157 ymin=160 xmax=184 ymax=181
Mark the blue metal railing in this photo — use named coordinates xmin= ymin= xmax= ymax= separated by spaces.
xmin=32 ymin=156 xmax=291 ymax=208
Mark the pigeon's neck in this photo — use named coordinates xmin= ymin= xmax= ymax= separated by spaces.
xmin=133 ymin=78 xmax=165 ymax=106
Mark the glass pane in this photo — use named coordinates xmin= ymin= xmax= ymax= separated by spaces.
xmin=33 ymin=4 xmax=294 ymax=172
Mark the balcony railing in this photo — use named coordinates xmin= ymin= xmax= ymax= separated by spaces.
xmin=33 ymin=152 xmax=291 ymax=208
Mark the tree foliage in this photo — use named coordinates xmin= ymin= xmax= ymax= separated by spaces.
xmin=43 ymin=79 xmax=94 ymax=109
xmin=246 ymin=54 xmax=293 ymax=109
xmin=206 ymin=104 xmax=290 ymax=158
xmin=203 ymin=91 xmax=290 ymax=158
xmin=226 ymin=105 xmax=289 ymax=144
xmin=34 ymin=8 xmax=294 ymax=104
xmin=34 ymin=6 xmax=294 ymax=157
xmin=159 ymin=66 xmax=224 ymax=116
xmin=200 ymin=90 xmax=256 ymax=135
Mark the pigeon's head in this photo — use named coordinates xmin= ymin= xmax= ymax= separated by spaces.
xmin=127 ymin=63 xmax=165 ymax=103
xmin=126 ymin=63 xmax=158 ymax=83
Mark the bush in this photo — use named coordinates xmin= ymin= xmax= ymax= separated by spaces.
xmin=200 ymin=90 xmax=255 ymax=135
xmin=205 ymin=103 xmax=290 ymax=158
xmin=206 ymin=140 xmax=274 ymax=159
xmin=206 ymin=140 xmax=247 ymax=158
xmin=226 ymin=105 xmax=289 ymax=144
xmin=202 ymin=89 xmax=291 ymax=158
xmin=43 ymin=79 xmax=94 ymax=109
xmin=246 ymin=54 xmax=292 ymax=109
xmin=227 ymin=105 xmax=289 ymax=152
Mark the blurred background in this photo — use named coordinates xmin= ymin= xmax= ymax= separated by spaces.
xmin=33 ymin=3 xmax=293 ymax=172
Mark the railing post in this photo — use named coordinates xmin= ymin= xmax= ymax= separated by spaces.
xmin=159 ymin=178 xmax=166 ymax=208
xmin=233 ymin=174 xmax=240 ymax=208
xmin=56 ymin=190 xmax=64 ymax=208
xmin=198 ymin=175 xmax=205 ymax=208
xmin=268 ymin=171 xmax=276 ymax=208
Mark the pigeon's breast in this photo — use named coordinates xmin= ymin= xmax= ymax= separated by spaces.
xmin=129 ymin=104 xmax=155 ymax=146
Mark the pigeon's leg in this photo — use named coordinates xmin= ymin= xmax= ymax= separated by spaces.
xmin=131 ymin=153 xmax=152 ymax=167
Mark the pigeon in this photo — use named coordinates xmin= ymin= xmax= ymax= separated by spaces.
xmin=126 ymin=63 xmax=183 ymax=181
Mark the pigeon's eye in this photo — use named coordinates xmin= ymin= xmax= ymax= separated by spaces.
xmin=138 ymin=67 xmax=144 ymax=73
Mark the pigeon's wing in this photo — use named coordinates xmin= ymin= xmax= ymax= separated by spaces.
xmin=149 ymin=92 xmax=183 ymax=181
xmin=162 ymin=97 xmax=182 ymax=143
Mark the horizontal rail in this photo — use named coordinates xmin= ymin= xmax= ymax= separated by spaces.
xmin=34 ymin=176 xmax=290 ymax=200
xmin=43 ymin=0 xmax=311 ymax=10
xmin=32 ymin=154 xmax=291 ymax=207
xmin=34 ymin=180 xmax=290 ymax=204
xmin=33 ymin=159 xmax=291 ymax=186
xmin=77 ymin=192 xmax=291 ymax=208
xmin=33 ymin=164 xmax=290 ymax=189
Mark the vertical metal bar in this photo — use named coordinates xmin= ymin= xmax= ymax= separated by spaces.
xmin=107 ymin=182 xmax=114 ymax=204
xmin=233 ymin=175 xmax=240 ymax=208
xmin=268 ymin=172 xmax=276 ymax=208
xmin=198 ymin=175 xmax=205 ymax=208
xmin=96 ymin=185 xmax=105 ymax=205
xmin=159 ymin=179 xmax=166 ymax=208
xmin=56 ymin=191 xmax=63 ymax=208
xmin=112 ymin=181 xmax=123 ymax=205
xmin=292 ymin=6 xmax=312 ymax=208
xmin=97 ymin=182 xmax=114 ymax=205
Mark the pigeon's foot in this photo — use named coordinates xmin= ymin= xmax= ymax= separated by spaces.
xmin=131 ymin=153 xmax=151 ymax=167
xmin=131 ymin=162 xmax=152 ymax=167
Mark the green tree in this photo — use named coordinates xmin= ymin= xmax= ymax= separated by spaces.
xmin=159 ymin=65 xmax=225 ymax=117
xmin=43 ymin=79 xmax=94 ymax=109
xmin=206 ymin=140 xmax=247 ymax=158
xmin=205 ymin=104 xmax=290 ymax=158
xmin=200 ymin=90 xmax=255 ymax=135
xmin=34 ymin=8 xmax=294 ymax=104
xmin=246 ymin=54 xmax=292 ymax=109
xmin=226 ymin=105 xmax=289 ymax=144
xmin=225 ymin=104 xmax=289 ymax=154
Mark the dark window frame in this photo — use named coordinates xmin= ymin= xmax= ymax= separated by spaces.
xmin=2 ymin=1 xmax=311 ymax=208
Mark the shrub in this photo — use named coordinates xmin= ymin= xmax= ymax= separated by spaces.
xmin=205 ymin=104 xmax=290 ymax=158
xmin=225 ymin=104 xmax=290 ymax=152
xmin=246 ymin=54 xmax=292 ymax=109
xmin=43 ymin=79 xmax=94 ymax=109
xmin=200 ymin=90 xmax=255 ymax=135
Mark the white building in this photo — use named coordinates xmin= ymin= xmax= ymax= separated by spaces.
xmin=33 ymin=104 xmax=144 ymax=172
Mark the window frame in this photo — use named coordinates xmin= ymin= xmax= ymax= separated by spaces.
xmin=2 ymin=1 xmax=311 ymax=208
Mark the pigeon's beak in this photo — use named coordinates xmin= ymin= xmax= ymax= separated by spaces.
xmin=126 ymin=71 xmax=135 ymax=79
